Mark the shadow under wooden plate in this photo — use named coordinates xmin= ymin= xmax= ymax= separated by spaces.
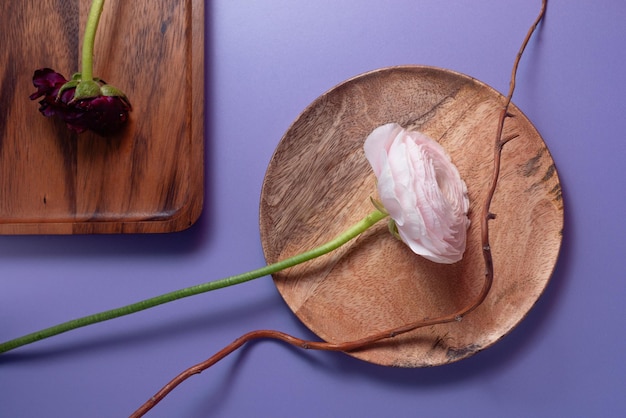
xmin=260 ymin=66 xmax=564 ymax=367
xmin=0 ymin=0 xmax=203 ymax=234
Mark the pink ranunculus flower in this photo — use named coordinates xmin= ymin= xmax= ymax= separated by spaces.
xmin=364 ymin=123 xmax=470 ymax=264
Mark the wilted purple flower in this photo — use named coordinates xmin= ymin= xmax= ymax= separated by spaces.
xmin=30 ymin=68 xmax=131 ymax=136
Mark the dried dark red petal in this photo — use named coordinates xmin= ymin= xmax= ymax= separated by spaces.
xmin=72 ymin=95 xmax=131 ymax=135
xmin=29 ymin=68 xmax=67 ymax=100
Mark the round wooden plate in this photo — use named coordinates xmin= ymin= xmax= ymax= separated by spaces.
xmin=259 ymin=66 xmax=563 ymax=367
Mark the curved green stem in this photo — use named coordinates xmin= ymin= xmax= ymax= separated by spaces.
xmin=81 ymin=0 xmax=105 ymax=81
xmin=0 ymin=209 xmax=388 ymax=354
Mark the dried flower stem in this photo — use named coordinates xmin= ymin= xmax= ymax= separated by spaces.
xmin=130 ymin=1 xmax=548 ymax=416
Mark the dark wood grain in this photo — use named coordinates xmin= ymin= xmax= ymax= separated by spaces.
xmin=260 ymin=66 xmax=563 ymax=367
xmin=0 ymin=0 xmax=203 ymax=234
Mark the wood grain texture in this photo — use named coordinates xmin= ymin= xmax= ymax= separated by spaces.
xmin=0 ymin=0 xmax=203 ymax=234
xmin=260 ymin=66 xmax=563 ymax=367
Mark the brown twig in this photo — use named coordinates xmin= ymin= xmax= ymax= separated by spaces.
xmin=130 ymin=1 xmax=547 ymax=416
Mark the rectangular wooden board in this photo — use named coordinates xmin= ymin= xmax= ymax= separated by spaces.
xmin=0 ymin=0 xmax=204 ymax=234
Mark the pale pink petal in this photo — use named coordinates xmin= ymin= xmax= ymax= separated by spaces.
xmin=364 ymin=123 xmax=470 ymax=264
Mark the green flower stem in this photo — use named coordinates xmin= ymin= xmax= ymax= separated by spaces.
xmin=0 ymin=209 xmax=388 ymax=354
xmin=81 ymin=0 xmax=105 ymax=81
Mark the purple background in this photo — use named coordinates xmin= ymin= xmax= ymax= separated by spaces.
xmin=2 ymin=1 xmax=625 ymax=416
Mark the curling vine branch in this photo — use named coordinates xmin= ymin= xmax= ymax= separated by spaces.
xmin=130 ymin=1 xmax=548 ymax=416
